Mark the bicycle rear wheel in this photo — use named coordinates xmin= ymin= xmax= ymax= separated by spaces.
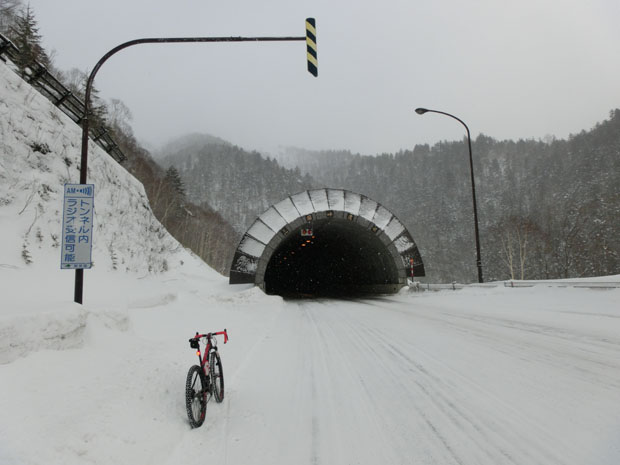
xmin=209 ymin=351 xmax=225 ymax=403
xmin=185 ymin=365 xmax=207 ymax=428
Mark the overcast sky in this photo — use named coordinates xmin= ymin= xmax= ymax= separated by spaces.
xmin=28 ymin=0 xmax=620 ymax=155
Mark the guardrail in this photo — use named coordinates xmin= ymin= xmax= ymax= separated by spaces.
xmin=0 ymin=33 xmax=126 ymax=163
xmin=408 ymin=280 xmax=620 ymax=291
xmin=503 ymin=280 xmax=620 ymax=289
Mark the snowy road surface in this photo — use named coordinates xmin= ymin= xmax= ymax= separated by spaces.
xmin=2 ymin=275 xmax=620 ymax=465
xmin=172 ymin=292 xmax=620 ymax=465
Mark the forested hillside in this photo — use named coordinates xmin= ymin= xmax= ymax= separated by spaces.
xmin=162 ymin=111 xmax=620 ymax=283
xmin=160 ymin=136 xmax=316 ymax=232
xmin=115 ymin=132 xmax=240 ymax=274
xmin=274 ymin=111 xmax=620 ymax=282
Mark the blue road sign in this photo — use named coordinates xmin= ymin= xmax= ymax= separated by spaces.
xmin=61 ymin=184 xmax=94 ymax=269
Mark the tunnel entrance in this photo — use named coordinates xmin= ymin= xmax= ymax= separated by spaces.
xmin=264 ymin=218 xmax=399 ymax=296
xmin=229 ymin=189 xmax=424 ymax=297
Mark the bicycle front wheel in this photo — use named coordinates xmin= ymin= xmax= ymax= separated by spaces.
xmin=185 ymin=365 xmax=207 ymax=428
xmin=209 ymin=351 xmax=225 ymax=403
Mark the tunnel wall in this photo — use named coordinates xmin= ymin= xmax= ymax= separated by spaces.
xmin=229 ymin=189 xmax=425 ymax=288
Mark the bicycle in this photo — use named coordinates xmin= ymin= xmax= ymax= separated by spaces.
xmin=185 ymin=329 xmax=228 ymax=428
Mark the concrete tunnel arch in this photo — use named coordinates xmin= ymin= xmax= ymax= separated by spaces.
xmin=229 ymin=189 xmax=425 ymax=296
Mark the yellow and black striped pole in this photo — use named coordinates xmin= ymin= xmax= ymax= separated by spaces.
xmin=306 ymin=18 xmax=318 ymax=77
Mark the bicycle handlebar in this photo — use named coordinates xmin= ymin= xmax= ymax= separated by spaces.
xmin=192 ymin=329 xmax=228 ymax=344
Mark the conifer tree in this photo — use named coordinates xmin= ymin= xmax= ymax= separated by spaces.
xmin=9 ymin=5 xmax=49 ymax=76
xmin=165 ymin=166 xmax=186 ymax=200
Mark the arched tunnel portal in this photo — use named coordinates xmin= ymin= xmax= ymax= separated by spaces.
xmin=229 ymin=189 xmax=425 ymax=297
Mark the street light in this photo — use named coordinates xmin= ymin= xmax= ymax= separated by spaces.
xmin=414 ymin=107 xmax=483 ymax=283
xmin=73 ymin=22 xmax=317 ymax=304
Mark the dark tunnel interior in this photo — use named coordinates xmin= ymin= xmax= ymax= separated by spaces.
xmin=264 ymin=218 xmax=400 ymax=297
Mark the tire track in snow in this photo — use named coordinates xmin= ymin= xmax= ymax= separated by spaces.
xmin=352 ymin=298 xmax=595 ymax=464
xmin=328 ymin=299 xmax=579 ymax=464
xmin=299 ymin=306 xmax=320 ymax=465
xmin=332 ymin=306 xmax=469 ymax=464
xmin=304 ymin=301 xmax=466 ymax=464
xmin=371 ymin=329 xmax=537 ymax=465
xmin=374 ymin=298 xmax=620 ymax=383
xmin=300 ymin=301 xmax=407 ymax=464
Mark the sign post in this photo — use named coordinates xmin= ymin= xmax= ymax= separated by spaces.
xmin=61 ymin=184 xmax=94 ymax=303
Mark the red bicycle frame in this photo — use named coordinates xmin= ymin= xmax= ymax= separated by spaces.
xmin=190 ymin=329 xmax=228 ymax=374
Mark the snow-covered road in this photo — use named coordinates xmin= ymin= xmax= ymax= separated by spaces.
xmin=167 ymin=288 xmax=620 ymax=465
xmin=2 ymin=276 xmax=620 ymax=465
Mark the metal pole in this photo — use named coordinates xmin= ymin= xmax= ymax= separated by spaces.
xmin=79 ymin=36 xmax=306 ymax=184
xmin=75 ymin=35 xmax=307 ymax=304
xmin=414 ymin=108 xmax=484 ymax=283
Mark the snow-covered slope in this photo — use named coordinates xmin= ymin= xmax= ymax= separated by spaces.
xmin=1 ymin=59 xmax=620 ymax=465
xmin=0 ymin=59 xmax=194 ymax=276
xmin=0 ymin=58 xmax=228 ymax=363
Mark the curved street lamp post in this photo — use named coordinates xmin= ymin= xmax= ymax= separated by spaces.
xmin=414 ymin=107 xmax=483 ymax=283
xmin=73 ymin=22 xmax=317 ymax=304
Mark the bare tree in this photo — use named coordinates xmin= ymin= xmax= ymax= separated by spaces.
xmin=493 ymin=215 xmax=540 ymax=280
xmin=108 ymin=98 xmax=133 ymax=137
xmin=58 ymin=68 xmax=88 ymax=97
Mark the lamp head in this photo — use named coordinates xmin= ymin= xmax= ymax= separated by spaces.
xmin=415 ymin=108 xmax=428 ymax=115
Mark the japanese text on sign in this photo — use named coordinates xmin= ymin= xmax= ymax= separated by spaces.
xmin=61 ymin=184 xmax=94 ymax=269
